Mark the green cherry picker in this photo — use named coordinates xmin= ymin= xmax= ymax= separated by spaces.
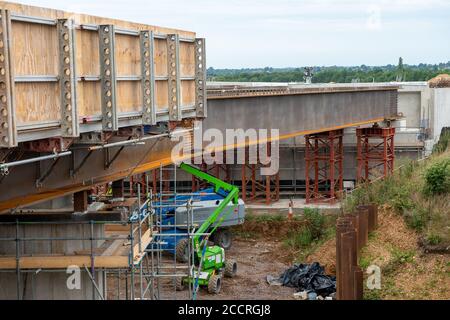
xmin=176 ymin=162 xmax=239 ymax=294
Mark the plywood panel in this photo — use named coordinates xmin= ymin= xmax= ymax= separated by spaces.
xmin=11 ymin=21 xmax=58 ymax=76
xmin=181 ymin=80 xmax=195 ymax=106
xmin=1 ymin=1 xmax=197 ymax=126
xmin=154 ymin=38 xmax=167 ymax=77
xmin=15 ymin=83 xmax=60 ymax=124
xmin=155 ymin=81 xmax=168 ymax=111
xmin=180 ymin=42 xmax=195 ymax=77
xmin=77 ymin=82 xmax=101 ymax=118
xmin=117 ymin=81 xmax=142 ymax=113
xmin=76 ymin=29 xmax=99 ymax=76
xmin=115 ymin=34 xmax=140 ymax=76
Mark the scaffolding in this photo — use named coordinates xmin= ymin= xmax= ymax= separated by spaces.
xmin=0 ymin=164 xmax=204 ymax=300
xmin=146 ymin=164 xmax=196 ymax=300
xmin=0 ymin=215 xmax=153 ymax=300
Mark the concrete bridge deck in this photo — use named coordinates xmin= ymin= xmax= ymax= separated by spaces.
xmin=0 ymin=83 xmax=399 ymax=213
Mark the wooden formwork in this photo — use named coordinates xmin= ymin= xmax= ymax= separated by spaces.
xmin=0 ymin=1 xmax=206 ymax=147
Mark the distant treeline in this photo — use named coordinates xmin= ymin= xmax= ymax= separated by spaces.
xmin=207 ymin=62 xmax=450 ymax=83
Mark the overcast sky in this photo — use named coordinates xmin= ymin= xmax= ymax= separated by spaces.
xmin=13 ymin=0 xmax=450 ymax=68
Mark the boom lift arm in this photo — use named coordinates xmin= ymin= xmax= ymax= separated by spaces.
xmin=179 ymin=162 xmax=239 ymax=250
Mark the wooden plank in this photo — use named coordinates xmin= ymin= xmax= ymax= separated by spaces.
xmin=115 ymin=33 xmax=140 ymax=76
xmin=153 ymin=38 xmax=168 ymax=77
xmin=181 ymin=80 xmax=195 ymax=106
xmin=15 ymin=82 xmax=60 ymax=124
xmin=105 ymin=224 xmax=130 ymax=232
xmin=0 ymin=255 xmax=129 ymax=269
xmin=155 ymin=80 xmax=168 ymax=111
xmin=132 ymin=228 xmax=152 ymax=265
xmin=180 ymin=41 xmax=195 ymax=77
xmin=0 ymin=228 xmax=154 ymax=269
xmin=75 ymin=29 xmax=99 ymax=75
xmin=101 ymin=239 xmax=125 ymax=257
xmin=117 ymin=81 xmax=142 ymax=114
xmin=11 ymin=21 xmax=58 ymax=76
xmin=77 ymin=81 xmax=101 ymax=118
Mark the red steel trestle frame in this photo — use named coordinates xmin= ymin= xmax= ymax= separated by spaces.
xmin=305 ymin=129 xmax=344 ymax=204
xmin=241 ymin=143 xmax=280 ymax=205
xmin=191 ymin=151 xmax=231 ymax=192
xmin=147 ymin=169 xmax=170 ymax=195
xmin=356 ymin=127 xmax=395 ymax=184
xmin=127 ymin=170 xmax=169 ymax=197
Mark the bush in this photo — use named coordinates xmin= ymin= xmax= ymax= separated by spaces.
xmin=401 ymin=160 xmax=416 ymax=179
xmin=423 ymin=160 xmax=450 ymax=196
xmin=426 ymin=234 xmax=442 ymax=245
xmin=389 ymin=184 xmax=415 ymax=213
xmin=303 ymin=208 xmax=325 ymax=239
xmin=432 ymin=131 xmax=450 ymax=154
xmin=391 ymin=248 xmax=415 ymax=265
xmin=284 ymin=208 xmax=327 ymax=250
xmin=285 ymin=228 xmax=314 ymax=248
xmin=404 ymin=208 xmax=429 ymax=231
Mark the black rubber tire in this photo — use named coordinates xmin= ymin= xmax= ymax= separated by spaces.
xmin=175 ymin=277 xmax=186 ymax=291
xmin=213 ymin=229 xmax=233 ymax=250
xmin=207 ymin=275 xmax=222 ymax=294
xmin=224 ymin=259 xmax=237 ymax=278
xmin=175 ymin=238 xmax=190 ymax=263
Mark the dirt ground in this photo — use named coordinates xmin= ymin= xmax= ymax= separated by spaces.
xmin=204 ymin=205 xmax=450 ymax=300
xmin=361 ymin=206 xmax=450 ymax=300
xmin=200 ymin=238 xmax=296 ymax=300
xmin=109 ymin=205 xmax=449 ymax=300
xmin=107 ymin=234 xmax=298 ymax=300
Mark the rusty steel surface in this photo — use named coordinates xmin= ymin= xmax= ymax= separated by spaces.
xmin=336 ymin=206 xmax=378 ymax=300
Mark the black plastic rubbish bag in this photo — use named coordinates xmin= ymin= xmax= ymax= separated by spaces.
xmin=278 ymin=262 xmax=336 ymax=296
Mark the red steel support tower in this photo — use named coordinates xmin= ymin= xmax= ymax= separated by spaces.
xmin=356 ymin=127 xmax=395 ymax=184
xmin=241 ymin=143 xmax=280 ymax=205
xmin=305 ymin=129 xmax=344 ymax=204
